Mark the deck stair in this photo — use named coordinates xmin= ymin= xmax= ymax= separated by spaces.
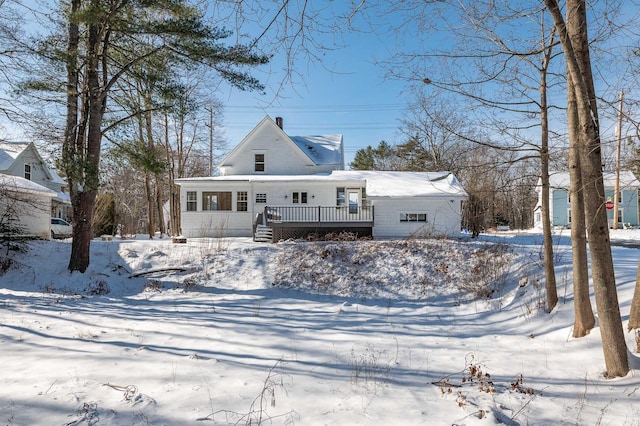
xmin=254 ymin=224 xmax=273 ymax=242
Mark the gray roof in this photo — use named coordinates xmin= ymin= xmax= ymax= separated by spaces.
xmin=289 ymin=135 xmax=343 ymax=165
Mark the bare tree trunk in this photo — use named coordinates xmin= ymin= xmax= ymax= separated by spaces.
xmin=540 ymin=44 xmax=557 ymax=312
xmin=164 ymin=112 xmax=181 ymax=237
xmin=567 ymin=45 xmax=594 ymax=338
xmin=155 ymin=175 xmax=166 ymax=236
xmin=63 ymin=0 xmax=81 ymax=268
xmin=67 ymin=14 xmax=103 ymax=272
xmin=142 ymin=99 xmax=155 ymax=239
xmin=170 ymin=183 xmax=181 ymax=236
xmin=629 ymin=260 xmax=640 ymax=330
xmin=546 ymin=0 xmax=628 ymax=377
xmin=144 ymin=171 xmax=154 ymax=238
xmin=567 ymin=107 xmax=596 ymax=337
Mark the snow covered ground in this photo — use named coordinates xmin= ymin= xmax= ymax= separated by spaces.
xmin=1 ymin=229 xmax=640 ymax=425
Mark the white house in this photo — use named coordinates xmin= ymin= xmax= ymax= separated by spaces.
xmin=175 ymin=116 xmax=468 ymax=241
xmin=0 ymin=142 xmax=71 ymax=221
xmin=0 ymin=173 xmax=57 ymax=239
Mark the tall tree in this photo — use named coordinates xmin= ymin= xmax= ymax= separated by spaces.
xmin=57 ymin=0 xmax=267 ymax=272
xmin=376 ymin=1 xmax=564 ymax=310
xmin=545 ymin=0 xmax=629 ymax=377
xmin=566 ymin=6 xmax=594 ymax=338
xmin=350 ymin=141 xmax=396 ymax=170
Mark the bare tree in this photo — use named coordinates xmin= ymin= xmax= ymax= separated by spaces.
xmin=545 ymin=0 xmax=629 ymax=378
xmin=368 ymin=1 xmax=564 ymax=308
xmin=566 ymin=9 xmax=595 ymax=339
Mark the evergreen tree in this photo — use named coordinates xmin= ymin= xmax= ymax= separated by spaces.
xmin=40 ymin=0 xmax=269 ymax=272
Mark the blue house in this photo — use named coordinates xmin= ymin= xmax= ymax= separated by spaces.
xmin=534 ymin=171 xmax=640 ymax=228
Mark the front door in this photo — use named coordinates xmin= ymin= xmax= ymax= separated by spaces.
xmin=348 ymin=190 xmax=359 ymax=214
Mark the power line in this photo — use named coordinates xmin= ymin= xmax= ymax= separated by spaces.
xmin=223 ymin=122 xmax=398 ymax=130
xmin=224 ymin=103 xmax=405 ymax=113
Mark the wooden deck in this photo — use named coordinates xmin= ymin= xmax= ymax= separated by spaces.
xmin=256 ymin=205 xmax=374 ymax=241
xmin=264 ymin=205 xmax=374 ymax=227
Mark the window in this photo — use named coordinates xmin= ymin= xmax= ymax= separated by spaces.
xmin=24 ymin=164 xmax=31 ymax=180
xmin=292 ymin=191 xmax=307 ymax=204
xmin=254 ymin=153 xmax=265 ymax=172
xmin=336 ymin=187 xmax=345 ymax=206
xmin=400 ymin=213 xmax=427 ymax=222
xmin=202 ymin=191 xmax=232 ymax=211
xmin=237 ymin=191 xmax=248 ymax=212
xmin=186 ymin=191 xmax=197 ymax=211
xmin=256 ymin=193 xmax=267 ymax=203
xmin=348 ymin=191 xmax=359 ymax=214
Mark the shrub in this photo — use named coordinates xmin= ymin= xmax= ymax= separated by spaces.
xmin=85 ymin=280 xmax=111 ymax=295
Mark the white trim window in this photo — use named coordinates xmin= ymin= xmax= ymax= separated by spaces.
xmin=256 ymin=193 xmax=267 ymax=203
xmin=24 ymin=164 xmax=31 ymax=180
xmin=254 ymin=153 xmax=265 ymax=172
xmin=237 ymin=191 xmax=248 ymax=212
xmin=400 ymin=213 xmax=427 ymax=222
xmin=292 ymin=191 xmax=308 ymax=204
xmin=186 ymin=191 xmax=197 ymax=211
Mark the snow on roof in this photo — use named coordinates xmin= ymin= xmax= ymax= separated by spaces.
xmin=0 ymin=141 xmax=67 ymax=186
xmin=177 ymin=173 xmax=347 ymax=184
xmin=289 ymin=135 xmax=343 ymax=165
xmin=48 ymin=168 xmax=67 ymax=186
xmin=0 ymin=142 xmax=28 ymax=170
xmin=549 ymin=170 xmax=640 ymax=189
xmin=332 ymin=171 xmax=468 ymax=198
xmin=0 ymin=173 xmax=57 ymax=196
xmin=177 ymin=170 xmax=468 ymax=198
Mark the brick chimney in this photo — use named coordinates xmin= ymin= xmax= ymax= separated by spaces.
xmin=275 ymin=116 xmax=283 ymax=129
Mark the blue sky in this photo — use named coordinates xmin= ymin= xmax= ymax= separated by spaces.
xmin=212 ymin=1 xmax=640 ymax=171
xmin=215 ymin=8 xmax=412 ymax=168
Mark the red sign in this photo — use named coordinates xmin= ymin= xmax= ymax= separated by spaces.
xmin=606 ymin=200 xmax=614 ymax=210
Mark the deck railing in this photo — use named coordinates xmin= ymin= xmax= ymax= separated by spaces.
xmin=264 ymin=205 xmax=374 ymax=224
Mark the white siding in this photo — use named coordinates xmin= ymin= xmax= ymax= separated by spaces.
xmin=5 ymin=148 xmax=49 ymax=185
xmin=178 ymin=180 xmax=365 ymax=237
xmin=179 ymin=182 xmax=254 ymax=237
xmin=220 ymin=122 xmax=339 ymax=176
xmin=0 ymin=190 xmax=53 ymax=239
xmin=221 ymin=124 xmax=310 ymax=175
xmin=372 ymin=198 xmax=463 ymax=238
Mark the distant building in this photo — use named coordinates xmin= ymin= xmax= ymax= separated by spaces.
xmin=534 ymin=171 xmax=640 ymax=228
xmin=0 ymin=142 xmax=71 ymax=221
xmin=0 ymin=174 xmax=57 ymax=239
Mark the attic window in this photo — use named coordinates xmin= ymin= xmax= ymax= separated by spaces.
xmin=24 ymin=164 xmax=31 ymax=180
xmin=255 ymin=154 xmax=265 ymax=172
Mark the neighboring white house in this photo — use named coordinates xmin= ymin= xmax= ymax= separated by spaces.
xmin=0 ymin=142 xmax=71 ymax=221
xmin=175 ymin=116 xmax=468 ymax=241
xmin=0 ymin=173 xmax=57 ymax=239
xmin=533 ymin=170 xmax=640 ymax=228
